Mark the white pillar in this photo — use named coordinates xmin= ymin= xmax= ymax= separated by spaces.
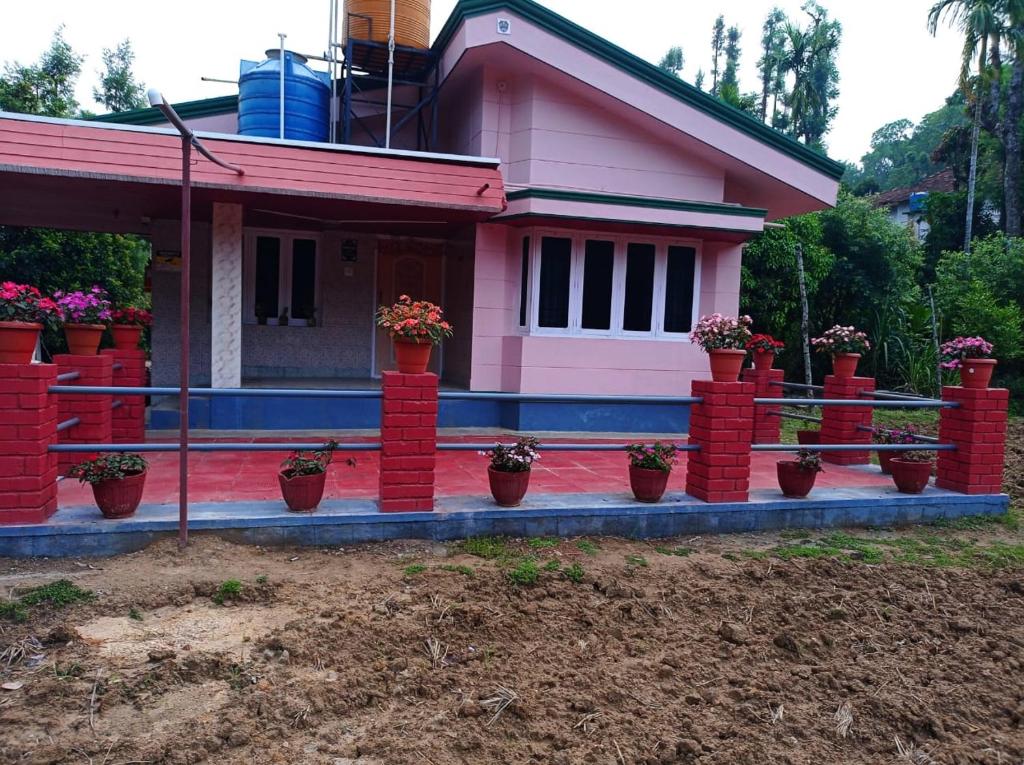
xmin=210 ymin=202 xmax=243 ymax=389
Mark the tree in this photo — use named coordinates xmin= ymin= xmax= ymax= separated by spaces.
xmin=721 ymin=25 xmax=742 ymax=92
xmin=1003 ymin=4 xmax=1023 ymax=235
xmin=94 ymin=39 xmax=147 ymax=113
xmin=710 ymin=15 xmax=726 ymax=95
xmin=0 ymin=27 xmax=82 ymax=117
xmin=928 ymin=0 xmax=1005 ymax=250
xmin=658 ymin=46 xmax=684 ymax=78
xmin=758 ymin=8 xmax=788 ymax=122
xmin=694 ymin=68 xmax=706 ymax=91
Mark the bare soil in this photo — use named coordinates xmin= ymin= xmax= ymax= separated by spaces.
xmin=0 ymin=421 xmax=1022 ymax=765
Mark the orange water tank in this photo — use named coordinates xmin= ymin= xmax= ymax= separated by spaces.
xmin=344 ymin=0 xmax=432 ymax=49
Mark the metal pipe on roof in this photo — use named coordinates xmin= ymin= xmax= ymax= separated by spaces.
xmin=385 ymin=0 xmax=396 ymax=149
xmin=278 ymin=33 xmax=287 ymax=139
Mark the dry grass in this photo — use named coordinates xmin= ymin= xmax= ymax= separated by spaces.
xmin=480 ymin=685 xmax=518 ymax=726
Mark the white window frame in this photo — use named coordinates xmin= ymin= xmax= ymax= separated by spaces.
xmin=242 ymin=228 xmax=323 ymax=326
xmin=517 ymin=228 xmax=702 ymax=341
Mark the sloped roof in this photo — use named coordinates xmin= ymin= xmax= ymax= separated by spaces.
xmin=872 ymin=168 xmax=956 ymax=208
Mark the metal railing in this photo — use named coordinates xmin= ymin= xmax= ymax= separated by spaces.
xmin=754 ymin=397 xmax=957 ymax=409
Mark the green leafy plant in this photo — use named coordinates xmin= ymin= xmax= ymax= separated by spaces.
xmin=280 ymin=440 xmax=339 ymax=478
xmin=542 ymin=560 xmax=561 ymax=572
xmin=527 ymin=537 xmax=559 ymax=549
xmin=506 ymin=559 xmax=539 ymax=586
xmin=128 ymin=606 xmax=143 ymax=621
xmin=655 ymin=546 xmax=692 ymax=557
xmin=68 ymin=453 xmax=147 ymax=484
xmin=255 ymin=575 xmax=268 ymax=584
xmin=626 ymin=442 xmax=679 ymax=472
xmin=402 ymin=564 xmax=427 ymax=577
xmin=575 ymin=540 xmax=600 ymax=556
xmin=625 ymin=554 xmax=649 ymax=568
xmin=462 ymin=536 xmax=510 ymax=559
xmin=481 ymin=437 xmax=540 ymax=473
xmin=439 ymin=564 xmax=475 ymax=577
xmin=19 ymin=580 xmax=93 ymax=607
xmin=564 ymin=563 xmax=585 ymax=583
xmin=212 ymin=579 xmax=242 ymax=605
xmin=791 ymin=449 xmax=823 ymax=472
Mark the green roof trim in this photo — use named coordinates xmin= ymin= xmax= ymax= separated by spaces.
xmin=90 ymin=95 xmax=238 ymax=126
xmin=506 ymin=188 xmax=767 ymax=219
xmin=434 ymin=0 xmax=844 ymax=181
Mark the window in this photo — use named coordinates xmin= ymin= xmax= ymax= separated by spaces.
xmin=622 ymin=243 xmax=656 ymax=332
xmin=664 ymin=246 xmax=697 ymax=333
xmin=537 ymin=236 xmax=572 ymax=328
xmin=581 ymin=240 xmax=614 ymax=330
xmin=519 ymin=230 xmax=700 ymax=339
xmin=244 ymin=231 xmax=321 ymax=325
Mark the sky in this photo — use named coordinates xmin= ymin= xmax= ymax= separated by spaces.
xmin=0 ymin=0 xmax=964 ymax=165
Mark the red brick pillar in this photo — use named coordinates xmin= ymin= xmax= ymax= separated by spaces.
xmin=0 ymin=363 xmax=59 ymax=524
xmin=102 ymin=349 xmax=147 ymax=443
xmin=936 ymin=386 xmax=1009 ymax=495
xmin=685 ymin=380 xmax=754 ymax=503
xmin=741 ymin=367 xmax=784 ymax=444
xmin=820 ymin=375 xmax=875 ymax=465
xmin=379 ymin=372 xmax=437 ymax=512
xmin=54 ymin=354 xmax=113 ymax=474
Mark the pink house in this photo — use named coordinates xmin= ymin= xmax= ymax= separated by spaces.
xmin=1 ymin=0 xmax=842 ymax=432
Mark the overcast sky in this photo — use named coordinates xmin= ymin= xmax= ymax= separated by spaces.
xmin=2 ymin=0 xmax=963 ymax=165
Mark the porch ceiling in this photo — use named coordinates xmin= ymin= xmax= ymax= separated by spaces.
xmin=0 ymin=112 xmax=506 ymax=235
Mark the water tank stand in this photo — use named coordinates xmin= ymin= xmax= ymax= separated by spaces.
xmin=340 ymin=36 xmax=440 ymax=151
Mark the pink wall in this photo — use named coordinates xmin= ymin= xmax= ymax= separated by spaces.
xmin=468 ymin=222 xmax=743 ymax=396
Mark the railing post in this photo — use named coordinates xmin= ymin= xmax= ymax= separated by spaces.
xmin=54 ymin=354 xmax=113 ymax=475
xmin=0 ymin=363 xmax=58 ymax=524
xmin=741 ymin=368 xmax=784 ymax=444
xmin=102 ymin=348 xmax=147 ymax=443
xmin=685 ymin=380 xmax=754 ymax=503
xmin=936 ymin=386 xmax=1009 ymax=495
xmin=820 ymin=375 xmax=874 ymax=465
xmin=379 ymin=372 xmax=437 ymax=512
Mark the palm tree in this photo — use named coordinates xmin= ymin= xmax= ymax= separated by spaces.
xmin=928 ymin=0 xmax=1003 ymax=251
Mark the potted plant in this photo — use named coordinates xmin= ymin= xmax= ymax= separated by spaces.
xmin=54 ymin=286 xmax=112 ymax=356
xmin=746 ymin=333 xmax=785 ymax=371
xmin=626 ymin=442 xmax=678 ymax=503
xmin=0 ymin=282 xmax=60 ymax=364
xmin=110 ymin=306 xmax=151 ymax=350
xmin=305 ymin=306 xmax=318 ymax=327
xmin=255 ymin=303 xmax=269 ymax=325
xmin=482 ymin=436 xmax=540 ymax=507
xmin=889 ymin=450 xmax=934 ymax=494
xmin=776 ymin=449 xmax=823 ymax=498
xmin=278 ymin=440 xmax=340 ymax=512
xmin=871 ymin=425 xmax=919 ymax=475
xmin=691 ymin=313 xmax=753 ymax=382
xmin=811 ymin=325 xmax=870 ymax=378
xmin=68 ymin=452 xmax=148 ymax=519
xmin=376 ymin=295 xmax=453 ymax=374
xmin=940 ymin=336 xmax=995 ymax=389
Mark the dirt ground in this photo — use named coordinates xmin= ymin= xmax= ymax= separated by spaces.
xmin=0 ymin=423 xmax=1022 ymax=764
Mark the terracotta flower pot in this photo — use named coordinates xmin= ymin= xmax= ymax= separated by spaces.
xmin=959 ymin=358 xmax=996 ymax=389
xmin=629 ymin=465 xmax=670 ymax=503
xmin=832 ymin=353 xmax=861 ymax=378
xmin=752 ymin=349 xmax=775 ymax=371
xmin=0 ymin=321 xmax=42 ymax=364
xmin=488 ymin=466 xmax=530 ymax=507
xmin=91 ymin=470 xmax=147 ymax=519
xmin=708 ymin=349 xmax=747 ymax=383
xmin=796 ymin=430 xmax=821 ymax=445
xmin=278 ymin=470 xmax=327 ymax=512
xmin=877 ymin=450 xmax=895 ymax=475
xmin=889 ymin=458 xmax=933 ymax=494
xmin=776 ymin=460 xmax=818 ymax=498
xmin=393 ymin=337 xmax=432 ymax=374
xmin=65 ymin=323 xmax=105 ymax=356
xmin=111 ymin=325 xmax=143 ymax=350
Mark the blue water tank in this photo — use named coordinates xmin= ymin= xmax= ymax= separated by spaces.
xmin=238 ymin=50 xmax=331 ymax=142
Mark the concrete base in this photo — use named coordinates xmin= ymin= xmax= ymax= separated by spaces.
xmin=0 ymin=488 xmax=1008 ymax=558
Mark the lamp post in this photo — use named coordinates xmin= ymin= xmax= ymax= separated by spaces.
xmin=147 ymin=90 xmax=245 ymax=549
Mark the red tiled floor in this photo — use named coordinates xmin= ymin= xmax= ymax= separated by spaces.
xmin=57 ymin=436 xmax=893 ymax=508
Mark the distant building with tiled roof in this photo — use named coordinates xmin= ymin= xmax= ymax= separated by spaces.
xmin=871 ymin=169 xmax=956 ymax=241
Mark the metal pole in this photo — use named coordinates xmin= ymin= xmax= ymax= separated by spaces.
xmin=385 ymin=0 xmax=395 ymax=148
xmin=278 ymin=33 xmax=287 ymax=140
xmin=927 ymin=284 xmax=941 ymax=395
xmin=795 ymin=243 xmax=812 ymax=393
xmin=179 ymin=136 xmax=191 ymax=550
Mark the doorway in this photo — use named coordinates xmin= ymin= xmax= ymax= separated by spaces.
xmin=374 ymin=238 xmax=445 ymax=376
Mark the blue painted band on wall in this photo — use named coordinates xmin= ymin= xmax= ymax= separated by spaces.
xmin=149 ymin=395 xmax=692 ymax=433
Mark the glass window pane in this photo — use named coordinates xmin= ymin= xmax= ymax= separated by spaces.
xmin=538 ymin=236 xmax=572 ymax=328
xmin=519 ymin=236 xmax=530 ymax=327
xmin=581 ymin=240 xmax=614 ymax=330
xmin=622 ymin=242 xmax=656 ymax=332
xmin=290 ymin=238 xmax=317 ymax=321
xmin=664 ymin=246 xmax=696 ymax=333
xmin=254 ymin=236 xmax=280 ymax=319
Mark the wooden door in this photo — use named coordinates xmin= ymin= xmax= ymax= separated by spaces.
xmin=374 ymin=239 xmax=444 ymax=376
